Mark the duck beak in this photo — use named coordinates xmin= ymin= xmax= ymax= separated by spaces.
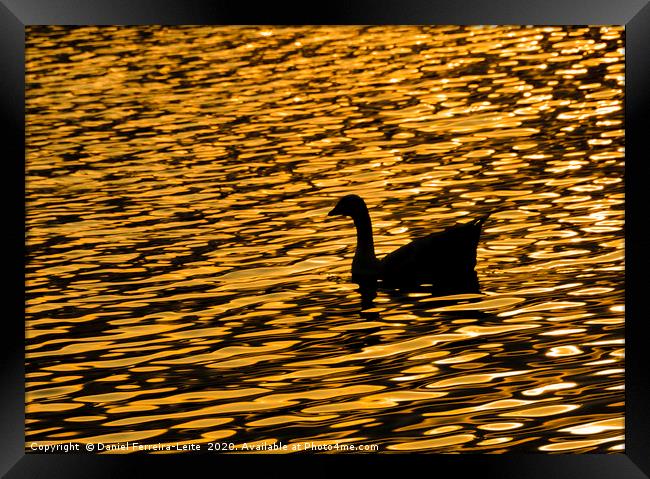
xmin=328 ymin=207 xmax=340 ymax=217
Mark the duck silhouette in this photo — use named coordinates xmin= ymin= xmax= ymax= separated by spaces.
xmin=328 ymin=194 xmax=489 ymax=292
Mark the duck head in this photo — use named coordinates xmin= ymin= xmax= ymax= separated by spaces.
xmin=328 ymin=194 xmax=379 ymax=283
xmin=328 ymin=194 xmax=367 ymax=218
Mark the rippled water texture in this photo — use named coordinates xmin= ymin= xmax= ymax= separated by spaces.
xmin=25 ymin=26 xmax=625 ymax=453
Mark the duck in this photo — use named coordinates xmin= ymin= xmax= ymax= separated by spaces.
xmin=328 ymin=194 xmax=489 ymax=291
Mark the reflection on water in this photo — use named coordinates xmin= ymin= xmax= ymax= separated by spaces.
xmin=25 ymin=25 xmax=624 ymax=453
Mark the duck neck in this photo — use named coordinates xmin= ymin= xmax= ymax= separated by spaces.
xmin=352 ymin=209 xmax=376 ymax=262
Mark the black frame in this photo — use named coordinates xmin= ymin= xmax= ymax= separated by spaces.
xmin=3 ymin=1 xmax=649 ymax=477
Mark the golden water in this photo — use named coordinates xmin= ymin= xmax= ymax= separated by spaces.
xmin=25 ymin=25 xmax=624 ymax=453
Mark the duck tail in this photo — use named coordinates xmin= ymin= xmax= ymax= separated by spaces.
xmin=470 ymin=213 xmax=491 ymax=229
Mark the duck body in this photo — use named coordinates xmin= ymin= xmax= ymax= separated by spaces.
xmin=328 ymin=194 xmax=488 ymax=291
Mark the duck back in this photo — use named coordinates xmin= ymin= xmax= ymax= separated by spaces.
xmin=379 ymin=216 xmax=488 ymax=290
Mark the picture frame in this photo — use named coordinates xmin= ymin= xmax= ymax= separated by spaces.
xmin=3 ymin=1 xmax=649 ymax=477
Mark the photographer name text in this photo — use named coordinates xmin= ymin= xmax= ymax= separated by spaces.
xmin=29 ymin=441 xmax=379 ymax=453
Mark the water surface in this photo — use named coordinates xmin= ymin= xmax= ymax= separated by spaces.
xmin=26 ymin=25 xmax=624 ymax=453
